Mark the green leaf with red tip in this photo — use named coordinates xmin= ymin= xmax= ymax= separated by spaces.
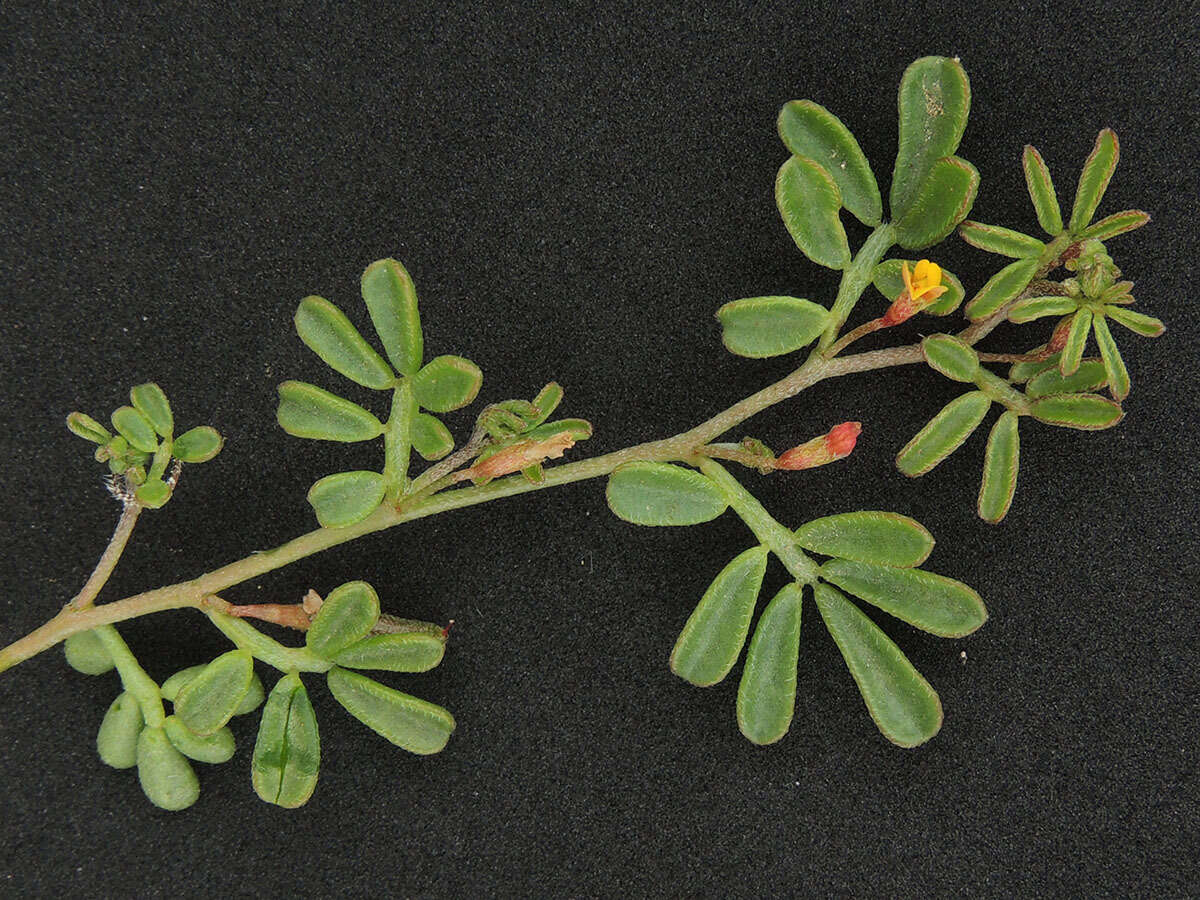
xmin=295 ymin=296 xmax=395 ymax=390
xmin=136 ymin=726 xmax=199 ymax=811
xmin=716 ymin=296 xmax=831 ymax=358
xmin=963 ymin=257 xmax=1040 ymax=320
xmin=958 ymin=221 xmax=1045 ymax=258
xmin=978 ymin=411 xmax=1020 ymax=524
xmin=277 ymin=381 xmax=384 ymax=442
xmin=307 ymin=470 xmax=387 ymax=528
xmin=736 ymin=583 xmax=803 ymax=745
xmin=891 ymin=56 xmax=971 ymax=221
xmin=1069 ymin=129 xmax=1120 ymax=234
xmin=872 ymin=259 xmax=965 ymax=316
xmin=1025 ymin=359 xmax=1108 ymax=399
xmin=130 ymin=383 xmax=173 ymax=437
xmin=813 ymin=584 xmax=943 ymax=748
xmin=306 ymin=580 xmax=380 ymax=658
xmin=1104 ymin=306 xmax=1165 ymax=338
xmin=361 ymin=258 xmax=423 ymax=377
xmin=1030 ymin=393 xmax=1124 ymax=430
xmin=669 ymin=546 xmax=768 ymax=687
xmin=1008 ymin=296 xmax=1078 ymax=323
xmin=606 ymin=462 xmax=728 ymax=526
xmin=921 ymin=334 xmax=980 ymax=383
xmin=795 ymin=512 xmax=934 ymax=568
xmin=777 ymin=100 xmax=881 ymax=226
xmin=411 ymin=412 xmax=454 ymax=461
xmin=775 ymin=155 xmax=851 ymax=270
xmin=111 ymin=406 xmax=159 ymax=453
xmin=174 ymin=649 xmax=255 ymax=736
xmin=172 ymin=425 xmax=223 ymax=463
xmin=896 ymin=391 xmax=991 ymax=477
xmin=97 ymin=692 xmax=143 ymax=769
xmin=1078 ymin=209 xmax=1149 ymax=241
xmin=819 ymin=559 xmax=987 ymax=638
xmin=1092 ymin=315 xmax=1130 ymax=401
xmin=1023 ymin=145 xmax=1064 ymax=235
xmin=252 ymin=673 xmax=320 ymax=808
xmin=332 ymin=632 xmax=446 ymax=673
xmin=893 ymin=156 xmax=979 ymax=249
xmin=411 ymin=355 xmax=483 ymax=413
xmin=327 ymin=666 xmax=455 ymax=755
xmin=1060 ymin=309 xmax=1093 ymax=376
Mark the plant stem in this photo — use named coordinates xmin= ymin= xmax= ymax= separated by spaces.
xmin=69 ymin=499 xmax=142 ymax=610
xmin=203 ymin=604 xmax=332 ymax=673
xmin=94 ymin=625 xmax=165 ymax=727
xmin=818 ymin=223 xmax=896 ymax=350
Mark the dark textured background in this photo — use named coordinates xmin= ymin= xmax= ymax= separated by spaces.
xmin=1 ymin=2 xmax=1196 ymax=896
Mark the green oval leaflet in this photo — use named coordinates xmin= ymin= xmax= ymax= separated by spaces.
xmin=529 ymin=382 xmax=564 ymax=426
xmin=1025 ymin=359 xmax=1108 ymax=399
xmin=411 ymin=355 xmax=484 ymax=413
xmin=174 ymin=649 xmax=254 ymax=736
xmin=67 ymin=411 xmax=111 ymax=444
xmin=606 ymin=462 xmax=728 ymax=527
xmin=1060 ymin=309 xmax=1093 ymax=376
xmin=172 ymin=425 xmax=223 ymax=463
xmin=130 ymin=383 xmax=173 ymax=437
xmin=252 ymin=673 xmax=321 ymax=808
xmin=777 ymin=99 xmax=881 ymax=226
xmin=64 ymin=630 xmax=115 ymax=675
xmin=896 ymin=391 xmax=992 ymax=477
xmin=306 ymin=581 xmax=381 ymax=658
xmin=715 ymin=296 xmax=831 ymax=358
xmin=669 ymin=546 xmax=768 ymax=687
xmin=163 ymin=715 xmax=235 ymax=764
xmin=736 ymin=583 xmax=803 ymax=745
xmin=1069 ymin=129 xmax=1119 ymax=234
xmin=326 ymin=666 xmax=455 ymax=756
xmin=276 ymin=380 xmax=384 ymax=442
xmin=110 ymin=406 xmax=159 ymax=453
xmin=307 ymin=471 xmax=387 ymax=529
xmin=332 ymin=632 xmax=446 ymax=673
xmin=361 ymin=258 xmax=423 ymax=377
xmin=411 ymin=412 xmax=455 ymax=460
xmin=1104 ymin=306 xmax=1164 ymax=338
xmin=921 ymin=334 xmax=980 ymax=383
xmin=871 ymin=259 xmax=965 ymax=316
xmin=978 ymin=411 xmax=1020 ymax=524
xmin=1030 ymin=393 xmax=1124 ymax=430
xmin=97 ymin=692 xmax=144 ymax=769
xmin=526 ymin=418 xmax=594 ymax=442
xmin=794 ymin=511 xmax=934 ymax=568
xmin=892 ymin=156 xmax=979 ymax=250
xmin=1009 ymin=349 xmax=1060 ymax=383
xmin=775 ymin=155 xmax=850 ymax=270
xmin=294 ymin=295 xmax=395 ymax=390
xmin=135 ymin=479 xmax=172 ymax=509
xmin=1022 ymin=144 xmax=1063 ymax=235
xmin=963 ymin=256 xmax=1040 ymax=320
xmin=958 ymin=220 xmax=1045 ymax=258
xmin=890 ymin=56 xmax=971 ymax=220
xmin=813 ymin=584 xmax=943 ymax=748
xmin=160 ymin=665 xmax=206 ymax=701
xmin=136 ymin=726 xmax=200 ymax=811
xmin=1092 ymin=315 xmax=1130 ymax=401
xmin=1078 ymin=209 xmax=1149 ymax=242
xmin=1008 ymin=296 xmax=1078 ymax=324
xmin=819 ymin=559 xmax=988 ymax=638
xmin=236 ymin=672 xmax=266 ymax=715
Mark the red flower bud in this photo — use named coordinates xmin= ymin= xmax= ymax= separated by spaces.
xmin=776 ymin=421 xmax=862 ymax=471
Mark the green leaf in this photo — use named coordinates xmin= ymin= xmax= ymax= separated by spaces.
xmin=276 ymin=381 xmax=384 ymax=442
xmin=669 ymin=546 xmax=768 ymax=687
xmin=872 ymin=259 xmax=965 ymax=316
xmin=893 ymin=156 xmax=979 ymax=249
xmin=813 ymin=584 xmax=942 ymax=748
xmin=526 ymin=418 xmax=594 ymax=442
xmin=163 ymin=715 xmax=235 ymax=764
xmin=1104 ymin=305 xmax=1165 ymax=338
xmin=529 ymin=382 xmax=564 ymax=426
xmin=978 ymin=411 xmax=1020 ymax=524
xmin=1069 ymin=129 xmax=1120 ymax=234
xmin=295 ymin=295 xmax=395 ymax=390
xmin=307 ymin=470 xmax=387 ymax=528
xmin=411 ymin=412 xmax=454 ymax=460
xmin=67 ymin=412 xmax=112 ymax=444
xmin=1060 ymin=309 xmax=1093 ymax=376
xmin=963 ymin=257 xmax=1040 ymax=320
xmin=130 ymin=383 xmax=173 ymax=437
xmin=332 ymin=633 xmax=446 ymax=673
xmin=135 ymin=479 xmax=172 ymax=509
xmin=958 ymin=221 xmax=1045 ymax=258
xmin=1008 ymin=296 xmax=1078 ymax=323
xmin=306 ymin=580 xmax=381 ymax=658
xmin=97 ymin=692 xmax=144 ymax=769
xmin=174 ymin=649 xmax=254 ymax=736
xmin=1022 ymin=145 xmax=1064 ymax=235
xmin=896 ymin=391 xmax=992 ymax=477
xmin=172 ymin=425 xmax=223 ymax=463
xmin=111 ymin=406 xmax=159 ymax=453
xmin=736 ymin=583 xmax=803 ymax=745
xmin=716 ymin=296 xmax=831 ymax=358
xmin=411 ymin=355 xmax=483 ymax=413
xmin=606 ymin=462 xmax=728 ymax=526
xmin=777 ymin=100 xmax=881 ymax=226
xmin=921 ymin=334 xmax=980 ymax=383
xmin=1079 ymin=209 xmax=1149 ymax=241
xmin=252 ymin=673 xmax=321 ymax=808
xmin=775 ymin=155 xmax=851 ymax=270
xmin=1092 ymin=316 xmax=1130 ymax=401
xmin=1030 ymin=393 xmax=1124 ymax=430
xmin=160 ymin=665 xmax=205 ymax=701
xmin=64 ymin=630 xmax=115 ymax=675
xmin=361 ymin=258 xmax=423 ymax=377
xmin=1025 ymin=359 xmax=1108 ymax=399
xmin=820 ymin=559 xmax=987 ymax=638
xmin=795 ymin=512 xmax=934 ymax=568
xmin=236 ymin=673 xmax=265 ymax=715
xmin=136 ymin=726 xmax=200 ymax=811
xmin=891 ymin=56 xmax=971 ymax=220
xmin=326 ymin=667 xmax=455 ymax=755
xmin=1010 ymin=350 xmax=1060 ymax=383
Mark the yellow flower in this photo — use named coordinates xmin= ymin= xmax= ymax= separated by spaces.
xmin=881 ymin=259 xmax=949 ymax=326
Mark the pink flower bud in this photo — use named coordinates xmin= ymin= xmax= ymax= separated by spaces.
xmin=776 ymin=421 xmax=862 ymax=471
